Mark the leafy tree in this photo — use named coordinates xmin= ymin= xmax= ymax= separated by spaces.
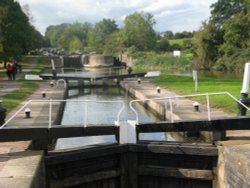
xmin=210 ymin=0 xmax=245 ymax=24
xmin=103 ymin=31 xmax=124 ymax=55
xmin=87 ymin=19 xmax=118 ymax=53
xmin=157 ymin=38 xmax=170 ymax=52
xmin=193 ymin=21 xmax=223 ymax=70
xmin=194 ymin=0 xmax=250 ymax=71
xmin=173 ymin=31 xmax=193 ymax=39
xmin=120 ymin=12 xmax=157 ymax=51
xmin=45 ymin=24 xmax=69 ymax=47
xmin=0 ymin=0 xmax=44 ymax=63
xmin=163 ymin=31 xmax=174 ymax=39
xmin=59 ymin=22 xmax=92 ymax=52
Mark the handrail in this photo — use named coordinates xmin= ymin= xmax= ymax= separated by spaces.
xmin=129 ymin=91 xmax=250 ymax=124
xmin=0 ymin=99 xmax=125 ymax=129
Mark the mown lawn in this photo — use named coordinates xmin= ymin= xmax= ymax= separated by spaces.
xmin=152 ymin=74 xmax=245 ymax=114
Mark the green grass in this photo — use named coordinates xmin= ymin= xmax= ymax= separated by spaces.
xmin=0 ymin=56 xmax=49 ymax=112
xmin=0 ymin=81 xmax=39 ymax=111
xmin=153 ymin=74 xmax=244 ymax=114
xmin=169 ymin=39 xmax=185 ymax=47
xmin=133 ymin=52 xmax=193 ymax=71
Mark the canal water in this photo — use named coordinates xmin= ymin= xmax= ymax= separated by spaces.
xmin=55 ymin=87 xmax=176 ymax=150
xmin=55 ymin=67 xmax=215 ymax=150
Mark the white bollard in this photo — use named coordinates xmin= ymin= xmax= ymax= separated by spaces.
xmin=241 ymin=62 xmax=250 ymax=94
xmin=24 ymin=108 xmax=31 ymax=118
xmin=157 ymin=86 xmax=161 ymax=94
xmin=193 ymin=101 xmax=200 ymax=112
xmin=51 ymin=59 xmax=55 ymax=70
xmin=42 ymin=91 xmax=46 ymax=98
xmin=119 ymin=120 xmax=137 ymax=144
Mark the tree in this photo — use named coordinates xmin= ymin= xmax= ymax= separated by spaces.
xmin=194 ymin=0 xmax=250 ymax=71
xmin=45 ymin=24 xmax=69 ymax=47
xmin=87 ymin=19 xmax=118 ymax=53
xmin=163 ymin=31 xmax=174 ymax=39
xmin=157 ymin=38 xmax=170 ymax=52
xmin=103 ymin=31 xmax=124 ymax=55
xmin=193 ymin=21 xmax=223 ymax=70
xmin=210 ymin=0 xmax=245 ymax=24
xmin=0 ymin=0 xmax=44 ymax=63
xmin=120 ymin=12 xmax=157 ymax=51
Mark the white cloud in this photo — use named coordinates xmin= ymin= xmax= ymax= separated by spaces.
xmin=17 ymin=0 xmax=217 ymax=35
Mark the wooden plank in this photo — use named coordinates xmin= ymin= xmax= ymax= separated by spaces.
xmin=0 ymin=126 xmax=49 ymax=141
xmin=130 ymin=143 xmax=218 ymax=156
xmin=120 ymin=152 xmax=138 ymax=188
xmin=46 ymin=144 xmax=128 ymax=165
xmin=50 ymin=169 xmax=120 ymax=188
xmin=0 ymin=125 xmax=118 ymax=142
xmin=48 ymin=155 xmax=119 ymax=179
xmin=138 ymin=165 xmax=213 ymax=180
xmin=138 ymin=117 xmax=250 ymax=132
xmin=49 ymin=125 xmax=118 ymax=139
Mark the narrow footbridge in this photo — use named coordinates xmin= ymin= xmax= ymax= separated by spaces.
xmin=39 ymin=72 xmax=146 ymax=82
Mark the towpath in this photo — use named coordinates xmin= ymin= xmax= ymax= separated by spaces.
xmin=0 ymin=59 xmax=65 ymax=187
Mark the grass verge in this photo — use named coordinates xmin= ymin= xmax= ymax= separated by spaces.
xmin=0 ymin=81 xmax=39 ymax=111
xmin=152 ymin=74 xmax=244 ymax=114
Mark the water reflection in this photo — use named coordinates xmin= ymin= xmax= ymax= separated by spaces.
xmin=55 ymin=87 xmax=171 ymax=150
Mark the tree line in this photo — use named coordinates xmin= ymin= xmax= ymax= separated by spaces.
xmin=193 ymin=0 xmax=250 ymax=71
xmin=45 ymin=12 xmax=194 ymax=55
xmin=0 ymin=0 xmax=46 ymax=64
xmin=1 ymin=0 xmax=249 ymax=72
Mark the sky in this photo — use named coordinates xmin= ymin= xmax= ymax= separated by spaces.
xmin=17 ymin=0 xmax=217 ymax=35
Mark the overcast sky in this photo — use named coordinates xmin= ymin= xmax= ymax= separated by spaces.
xmin=17 ymin=0 xmax=217 ymax=35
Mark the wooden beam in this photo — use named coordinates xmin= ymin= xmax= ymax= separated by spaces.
xmin=138 ymin=165 xmax=213 ymax=180
xmin=46 ymin=144 xmax=128 ymax=165
xmin=49 ymin=125 xmax=118 ymax=139
xmin=50 ymin=169 xmax=120 ymax=188
xmin=0 ymin=125 xmax=118 ymax=142
xmin=0 ymin=126 xmax=49 ymax=141
xmin=137 ymin=117 xmax=250 ymax=132
xmin=130 ymin=143 xmax=218 ymax=156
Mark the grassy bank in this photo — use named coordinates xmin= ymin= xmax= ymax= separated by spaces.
xmin=133 ymin=52 xmax=193 ymax=71
xmin=0 ymin=82 xmax=39 ymax=111
xmin=153 ymin=74 xmax=244 ymax=114
xmin=0 ymin=56 xmax=48 ymax=112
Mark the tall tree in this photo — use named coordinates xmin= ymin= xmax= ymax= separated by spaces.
xmin=121 ymin=12 xmax=157 ymax=51
xmin=194 ymin=0 xmax=250 ymax=71
xmin=0 ymin=0 xmax=44 ymax=63
xmin=210 ymin=0 xmax=245 ymax=24
xmin=87 ymin=19 xmax=118 ymax=53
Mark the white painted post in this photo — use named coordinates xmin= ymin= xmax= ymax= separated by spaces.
xmin=241 ymin=62 xmax=250 ymax=94
xmin=84 ymin=103 xmax=88 ymax=128
xmin=238 ymin=62 xmax=250 ymax=116
xmin=51 ymin=59 xmax=55 ymax=70
xmin=169 ymin=98 xmax=174 ymax=123
xmin=60 ymin=56 xmax=64 ymax=67
xmin=119 ymin=120 xmax=136 ymax=144
xmin=193 ymin=70 xmax=198 ymax=92
xmin=49 ymin=99 xmax=52 ymax=128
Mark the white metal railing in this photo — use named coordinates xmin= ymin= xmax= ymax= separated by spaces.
xmin=129 ymin=92 xmax=250 ymax=124
xmin=0 ymin=99 xmax=125 ymax=129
